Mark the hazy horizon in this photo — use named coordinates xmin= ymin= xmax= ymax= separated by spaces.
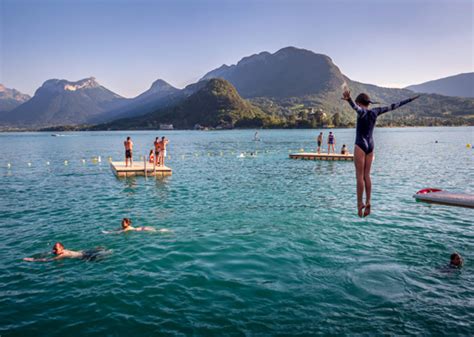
xmin=1 ymin=0 xmax=472 ymax=98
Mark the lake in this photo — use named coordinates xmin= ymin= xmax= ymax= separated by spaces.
xmin=1 ymin=127 xmax=473 ymax=336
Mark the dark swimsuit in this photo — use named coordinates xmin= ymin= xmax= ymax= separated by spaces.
xmin=347 ymin=97 xmax=415 ymax=154
xmin=125 ymin=149 xmax=132 ymax=158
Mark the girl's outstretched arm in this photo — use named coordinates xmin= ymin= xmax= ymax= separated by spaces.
xmin=342 ymin=90 xmax=365 ymax=116
xmin=374 ymin=95 xmax=420 ymax=116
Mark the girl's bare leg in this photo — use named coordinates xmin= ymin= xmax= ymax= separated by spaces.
xmin=354 ymin=145 xmax=366 ymax=217
xmin=363 ymin=152 xmax=374 ymax=217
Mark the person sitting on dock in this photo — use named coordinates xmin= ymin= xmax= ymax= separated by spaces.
xmin=341 ymin=144 xmax=349 ymax=155
xmin=148 ymin=149 xmax=155 ymax=164
xmin=317 ymin=132 xmax=323 ymax=154
xmin=23 ymin=242 xmax=108 ymax=262
xmin=327 ymin=132 xmax=336 ymax=154
xmin=154 ymin=137 xmax=161 ymax=166
xmin=342 ymin=88 xmax=419 ymax=217
xmin=124 ymin=136 xmax=133 ymax=167
xmin=160 ymin=136 xmax=169 ymax=167
xmin=450 ymin=252 xmax=464 ymax=268
xmin=118 ymin=218 xmax=157 ymax=232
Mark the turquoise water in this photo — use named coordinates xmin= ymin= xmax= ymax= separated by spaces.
xmin=1 ymin=128 xmax=473 ymax=336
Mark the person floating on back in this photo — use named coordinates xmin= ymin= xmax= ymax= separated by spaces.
xmin=124 ymin=136 xmax=133 ymax=167
xmin=327 ymin=132 xmax=336 ymax=154
xmin=317 ymin=132 xmax=323 ymax=154
xmin=342 ymin=88 xmax=419 ymax=217
xmin=23 ymin=242 xmax=107 ymax=262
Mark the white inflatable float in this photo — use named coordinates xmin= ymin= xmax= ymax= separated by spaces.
xmin=413 ymin=188 xmax=474 ymax=208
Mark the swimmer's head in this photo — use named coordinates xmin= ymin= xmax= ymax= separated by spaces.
xmin=149 ymin=150 xmax=153 ymax=155
xmin=122 ymin=218 xmax=132 ymax=229
xmin=450 ymin=252 xmax=463 ymax=267
xmin=355 ymin=93 xmax=371 ymax=107
xmin=155 ymin=137 xmax=159 ymax=141
xmin=342 ymin=144 xmax=346 ymax=147
xmin=161 ymin=136 xmax=165 ymax=140
xmin=127 ymin=136 xmax=131 ymax=141
xmin=52 ymin=242 xmax=65 ymax=255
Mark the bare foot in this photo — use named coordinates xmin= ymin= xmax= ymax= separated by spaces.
xmin=363 ymin=204 xmax=371 ymax=217
xmin=358 ymin=203 xmax=365 ymax=217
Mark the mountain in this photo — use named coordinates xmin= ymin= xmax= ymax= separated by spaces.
xmin=201 ymin=47 xmax=344 ymax=98
xmin=0 ymin=84 xmax=31 ymax=112
xmin=405 ymin=73 xmax=474 ymax=98
xmin=95 ymin=79 xmax=275 ymax=130
xmin=0 ymin=77 xmax=126 ymax=126
xmin=202 ymin=47 xmax=474 ymax=126
xmin=91 ymin=79 xmax=181 ymax=123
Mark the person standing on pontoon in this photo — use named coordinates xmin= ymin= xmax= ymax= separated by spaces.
xmin=316 ymin=132 xmax=323 ymax=153
xmin=154 ymin=137 xmax=161 ymax=166
xmin=160 ymin=136 xmax=169 ymax=167
xmin=327 ymin=132 xmax=336 ymax=154
xmin=124 ymin=136 xmax=133 ymax=167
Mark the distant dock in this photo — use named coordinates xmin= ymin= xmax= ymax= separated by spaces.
xmin=289 ymin=152 xmax=354 ymax=161
xmin=110 ymin=161 xmax=172 ymax=177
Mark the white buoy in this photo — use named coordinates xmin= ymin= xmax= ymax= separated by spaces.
xmin=82 ymin=159 xmax=86 ymax=164
xmin=46 ymin=161 xmax=50 ymax=165
xmin=97 ymin=156 xmax=102 ymax=163
xmin=7 ymin=163 xmax=11 ymax=168
xmin=64 ymin=160 xmax=68 ymax=165
xmin=27 ymin=162 xmax=32 ymax=167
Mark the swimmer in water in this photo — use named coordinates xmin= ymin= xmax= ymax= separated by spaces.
xmin=23 ymin=242 xmax=107 ymax=262
xmin=118 ymin=218 xmax=157 ymax=232
xmin=449 ymin=252 xmax=463 ymax=268
xmin=342 ymin=88 xmax=420 ymax=217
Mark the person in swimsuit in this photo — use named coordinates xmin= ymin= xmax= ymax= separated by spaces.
xmin=124 ymin=136 xmax=133 ymax=167
xmin=148 ymin=149 xmax=154 ymax=164
xmin=341 ymin=144 xmax=349 ymax=155
xmin=154 ymin=137 xmax=161 ymax=166
xmin=160 ymin=136 xmax=169 ymax=167
xmin=119 ymin=218 xmax=157 ymax=232
xmin=23 ymin=242 xmax=107 ymax=262
xmin=327 ymin=132 xmax=335 ymax=154
xmin=342 ymin=89 xmax=419 ymax=217
xmin=317 ymin=132 xmax=323 ymax=154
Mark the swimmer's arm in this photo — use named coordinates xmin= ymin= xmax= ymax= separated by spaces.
xmin=376 ymin=95 xmax=420 ymax=116
xmin=23 ymin=256 xmax=62 ymax=262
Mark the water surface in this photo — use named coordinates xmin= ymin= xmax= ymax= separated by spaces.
xmin=1 ymin=128 xmax=473 ymax=336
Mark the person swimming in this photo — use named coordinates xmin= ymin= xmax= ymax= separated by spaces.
xmin=450 ymin=252 xmax=464 ymax=268
xmin=342 ymin=89 xmax=419 ymax=217
xmin=118 ymin=218 xmax=157 ymax=232
xmin=23 ymin=242 xmax=108 ymax=262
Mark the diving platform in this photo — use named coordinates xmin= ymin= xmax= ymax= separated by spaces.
xmin=110 ymin=161 xmax=172 ymax=177
xmin=289 ymin=152 xmax=354 ymax=161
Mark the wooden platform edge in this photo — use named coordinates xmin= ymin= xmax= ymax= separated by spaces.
xmin=289 ymin=153 xmax=354 ymax=161
xmin=110 ymin=162 xmax=172 ymax=178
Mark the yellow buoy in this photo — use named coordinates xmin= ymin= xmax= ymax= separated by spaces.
xmin=467 ymin=143 xmax=472 ymax=148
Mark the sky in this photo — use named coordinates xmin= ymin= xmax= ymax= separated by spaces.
xmin=1 ymin=0 xmax=473 ymax=98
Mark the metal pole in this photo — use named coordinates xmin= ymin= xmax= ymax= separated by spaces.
xmin=144 ymin=155 xmax=147 ymax=179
